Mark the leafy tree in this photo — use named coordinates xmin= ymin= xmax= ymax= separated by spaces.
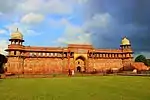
xmin=135 ymin=55 xmax=148 ymax=66
xmin=0 ymin=54 xmax=7 ymax=74
xmin=146 ymin=59 xmax=150 ymax=66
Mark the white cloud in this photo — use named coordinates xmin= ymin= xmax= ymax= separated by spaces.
xmin=84 ymin=13 xmax=111 ymax=30
xmin=26 ymin=29 xmax=41 ymax=36
xmin=56 ymin=32 xmax=91 ymax=45
xmin=5 ymin=22 xmax=41 ymax=36
xmin=0 ymin=0 xmax=20 ymax=14
xmin=21 ymin=12 xmax=44 ymax=24
xmin=0 ymin=12 xmax=3 ymax=15
xmin=54 ymin=13 xmax=112 ymax=45
xmin=0 ymin=0 xmax=88 ymax=35
xmin=16 ymin=0 xmax=43 ymax=13
xmin=17 ymin=0 xmax=73 ymax=15
xmin=49 ymin=18 xmax=69 ymax=27
xmin=0 ymin=0 xmax=91 ymax=47
xmin=76 ymin=0 xmax=89 ymax=5
xmin=0 ymin=0 xmax=88 ymax=16
xmin=5 ymin=22 xmax=21 ymax=34
xmin=52 ymin=18 xmax=92 ymax=45
xmin=0 ymin=29 xmax=7 ymax=35
xmin=0 ymin=39 xmax=9 ymax=55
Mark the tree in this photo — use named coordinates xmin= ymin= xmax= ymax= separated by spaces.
xmin=146 ymin=59 xmax=150 ymax=66
xmin=135 ymin=55 xmax=148 ymax=66
xmin=0 ymin=54 xmax=7 ymax=74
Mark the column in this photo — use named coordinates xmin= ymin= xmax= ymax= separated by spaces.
xmin=112 ymin=54 xmax=114 ymax=58
xmin=117 ymin=54 xmax=119 ymax=58
xmin=109 ymin=54 xmax=111 ymax=58
xmin=103 ymin=54 xmax=105 ymax=58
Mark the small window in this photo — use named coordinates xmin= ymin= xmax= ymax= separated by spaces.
xmin=47 ymin=53 xmax=49 ymax=56
xmin=78 ymin=61 xmax=80 ymax=64
xmin=30 ymin=52 xmax=33 ymax=56
xmin=14 ymin=51 xmax=16 ymax=55
xmin=54 ymin=53 xmax=57 ymax=56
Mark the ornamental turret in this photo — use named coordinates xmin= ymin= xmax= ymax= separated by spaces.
xmin=6 ymin=28 xmax=24 ymax=56
xmin=120 ymin=36 xmax=131 ymax=50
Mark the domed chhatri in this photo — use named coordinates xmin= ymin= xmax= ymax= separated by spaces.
xmin=121 ymin=36 xmax=130 ymax=45
xmin=11 ymin=28 xmax=23 ymax=40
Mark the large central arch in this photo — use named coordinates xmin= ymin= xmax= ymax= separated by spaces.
xmin=75 ymin=56 xmax=86 ymax=72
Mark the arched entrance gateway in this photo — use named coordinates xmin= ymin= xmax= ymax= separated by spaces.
xmin=75 ymin=56 xmax=86 ymax=73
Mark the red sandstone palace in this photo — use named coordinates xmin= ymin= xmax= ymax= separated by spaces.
xmin=4 ymin=29 xmax=136 ymax=74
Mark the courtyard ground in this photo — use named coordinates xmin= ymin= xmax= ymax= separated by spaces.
xmin=0 ymin=76 xmax=150 ymax=100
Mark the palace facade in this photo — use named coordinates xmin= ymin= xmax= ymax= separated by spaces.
xmin=5 ymin=29 xmax=134 ymax=74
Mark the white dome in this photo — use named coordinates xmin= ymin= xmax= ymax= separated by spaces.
xmin=121 ymin=37 xmax=130 ymax=45
xmin=11 ymin=28 xmax=23 ymax=40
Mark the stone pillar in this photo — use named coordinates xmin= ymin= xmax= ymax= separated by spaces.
xmin=100 ymin=54 xmax=102 ymax=58
xmin=119 ymin=54 xmax=121 ymax=58
xmin=103 ymin=54 xmax=105 ymax=58
xmin=106 ymin=54 xmax=108 ymax=58
xmin=110 ymin=54 xmax=112 ymax=58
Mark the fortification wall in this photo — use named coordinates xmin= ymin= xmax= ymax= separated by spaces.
xmin=23 ymin=58 xmax=63 ymax=74
xmin=88 ymin=59 xmax=123 ymax=71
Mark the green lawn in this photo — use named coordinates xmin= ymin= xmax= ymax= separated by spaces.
xmin=0 ymin=76 xmax=150 ymax=100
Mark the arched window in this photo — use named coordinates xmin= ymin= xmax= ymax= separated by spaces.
xmin=54 ymin=53 xmax=57 ymax=56
xmin=78 ymin=61 xmax=80 ymax=64
xmin=30 ymin=52 xmax=33 ymax=56
xmin=34 ymin=53 xmax=36 ymax=56
xmin=46 ymin=53 xmax=49 ymax=56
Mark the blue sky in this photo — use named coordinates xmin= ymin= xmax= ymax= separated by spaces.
xmin=0 ymin=0 xmax=90 ymax=50
xmin=0 ymin=0 xmax=150 ymax=58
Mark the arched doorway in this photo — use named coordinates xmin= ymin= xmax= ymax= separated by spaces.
xmin=75 ymin=56 xmax=86 ymax=73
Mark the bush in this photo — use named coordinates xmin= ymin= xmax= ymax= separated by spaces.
xmin=52 ymin=74 xmax=57 ymax=77
xmin=135 ymin=55 xmax=148 ymax=66
xmin=106 ymin=69 xmax=113 ymax=74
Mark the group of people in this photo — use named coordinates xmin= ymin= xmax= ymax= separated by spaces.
xmin=68 ymin=69 xmax=75 ymax=76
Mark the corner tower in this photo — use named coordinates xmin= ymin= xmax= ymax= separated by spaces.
xmin=5 ymin=28 xmax=25 ymax=74
xmin=120 ymin=37 xmax=134 ymax=68
xmin=7 ymin=28 xmax=24 ymax=56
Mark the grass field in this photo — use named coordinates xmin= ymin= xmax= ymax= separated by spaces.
xmin=0 ymin=76 xmax=150 ymax=100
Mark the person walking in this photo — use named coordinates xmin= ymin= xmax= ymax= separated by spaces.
xmin=68 ymin=69 xmax=72 ymax=76
xmin=72 ymin=70 xmax=74 ymax=76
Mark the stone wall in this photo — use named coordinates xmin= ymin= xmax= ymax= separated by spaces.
xmin=88 ymin=58 xmax=123 ymax=71
xmin=6 ymin=57 xmax=23 ymax=74
xmin=5 ymin=56 xmax=135 ymax=74
xmin=5 ymin=43 xmax=134 ymax=74
xmin=23 ymin=58 xmax=63 ymax=74
xmin=122 ymin=58 xmax=133 ymax=67
xmin=6 ymin=57 xmax=66 ymax=74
